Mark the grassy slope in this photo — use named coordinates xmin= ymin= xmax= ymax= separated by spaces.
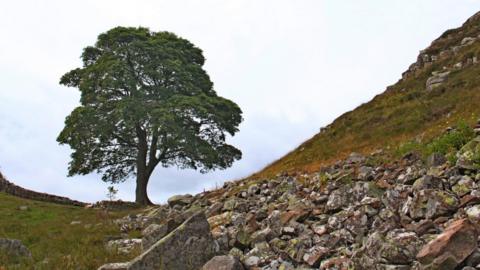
xmin=253 ymin=11 xmax=480 ymax=178
xmin=0 ymin=192 xmax=142 ymax=270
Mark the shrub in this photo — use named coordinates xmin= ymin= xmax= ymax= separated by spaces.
xmin=426 ymin=120 xmax=475 ymax=156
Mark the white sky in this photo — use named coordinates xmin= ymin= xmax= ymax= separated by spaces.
xmin=1 ymin=1 xmax=480 ymax=203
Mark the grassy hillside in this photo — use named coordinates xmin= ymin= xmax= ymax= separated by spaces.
xmin=0 ymin=192 xmax=142 ymax=269
xmin=254 ymin=11 xmax=480 ymax=178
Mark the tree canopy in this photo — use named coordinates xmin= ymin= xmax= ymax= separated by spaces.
xmin=57 ymin=27 xmax=243 ymax=204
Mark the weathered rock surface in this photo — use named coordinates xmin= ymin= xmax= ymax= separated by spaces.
xmin=106 ymin=238 xmax=142 ymax=255
xmin=426 ymin=71 xmax=450 ymax=91
xmin=99 ymin=211 xmax=216 ymax=270
xmin=417 ymin=218 xmax=478 ymax=269
xmin=202 ymin=255 xmax=245 ymax=270
xmin=0 ymin=238 xmax=32 ymax=259
xmin=167 ymin=194 xmax=194 ymax=208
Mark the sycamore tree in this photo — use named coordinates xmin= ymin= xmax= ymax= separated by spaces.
xmin=58 ymin=27 xmax=242 ymax=205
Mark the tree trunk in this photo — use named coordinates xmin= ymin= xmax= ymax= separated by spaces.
xmin=135 ymin=169 xmax=153 ymax=205
xmin=135 ymin=125 xmax=153 ymax=205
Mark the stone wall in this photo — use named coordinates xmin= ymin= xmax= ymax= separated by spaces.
xmin=0 ymin=172 xmax=85 ymax=206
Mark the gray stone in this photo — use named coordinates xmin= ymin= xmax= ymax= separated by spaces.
xmin=167 ymin=194 xmax=193 ymax=208
xmin=141 ymin=223 xmax=169 ymax=250
xmin=202 ymin=255 xmax=245 ymax=270
xmin=98 ymin=263 xmax=129 ymax=270
xmin=0 ymin=238 xmax=32 ymax=259
xmin=244 ymin=255 xmax=260 ymax=267
xmin=426 ymin=71 xmax=450 ymax=91
xmin=98 ymin=212 xmax=216 ymax=270
xmin=106 ymin=238 xmax=142 ymax=255
xmin=347 ymin=152 xmax=365 ymax=164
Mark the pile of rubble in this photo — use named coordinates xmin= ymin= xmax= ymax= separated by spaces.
xmin=102 ymin=132 xmax=480 ymax=270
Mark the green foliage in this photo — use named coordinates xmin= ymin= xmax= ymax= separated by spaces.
xmin=395 ymin=120 xmax=475 ymax=163
xmin=425 ymin=120 xmax=475 ymax=156
xmin=396 ymin=140 xmax=424 ymax=157
xmin=58 ymin=27 xmax=243 ymax=192
xmin=107 ymin=186 xmax=118 ymax=201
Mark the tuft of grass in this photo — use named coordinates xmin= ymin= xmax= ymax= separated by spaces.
xmin=0 ymin=192 xmax=143 ymax=269
xmin=394 ymin=120 xmax=475 ymax=164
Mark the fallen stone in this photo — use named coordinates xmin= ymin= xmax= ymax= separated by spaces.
xmin=0 ymin=238 xmax=32 ymax=259
xmin=106 ymin=238 xmax=142 ymax=255
xmin=98 ymin=211 xmax=216 ymax=270
xmin=417 ymin=219 xmax=478 ymax=269
xmin=202 ymin=255 xmax=245 ymax=270
xmin=167 ymin=194 xmax=193 ymax=208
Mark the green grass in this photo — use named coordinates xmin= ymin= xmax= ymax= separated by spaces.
xmin=253 ymin=12 xmax=480 ymax=178
xmin=0 ymin=193 xmax=143 ymax=269
xmin=395 ymin=120 xmax=476 ymax=162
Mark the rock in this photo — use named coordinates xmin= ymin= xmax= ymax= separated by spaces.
xmin=358 ymin=166 xmax=374 ymax=181
xmin=311 ymin=224 xmax=327 ymax=236
xmin=208 ymin=211 xmax=233 ymax=229
xmin=461 ymin=37 xmax=476 ymax=46
xmin=234 ymin=228 xmax=252 ymax=250
xmin=243 ymin=255 xmax=260 ymax=267
xmin=426 ymin=71 xmax=450 ymax=91
xmin=98 ymin=263 xmax=130 ymax=270
xmin=347 ymin=152 xmax=365 ymax=164
xmin=99 ymin=211 xmax=216 ymax=270
xmin=205 ymin=202 xmax=223 ymax=217
xmin=409 ymin=189 xmax=458 ymax=220
xmin=106 ymin=238 xmax=142 ymax=255
xmin=70 ymin=220 xmax=82 ymax=225
xmin=141 ymin=223 xmax=169 ymax=250
xmin=417 ymin=219 xmax=478 ymax=269
xmin=303 ymin=246 xmax=329 ymax=267
xmin=465 ymin=204 xmax=480 ymax=220
xmin=465 ymin=249 xmax=480 ymax=267
xmin=167 ymin=194 xmax=193 ymax=208
xmin=412 ymin=175 xmax=443 ymax=191
xmin=202 ymin=255 xmax=245 ymax=270
xmin=427 ymin=153 xmax=447 ymax=167
xmin=456 ymin=137 xmax=480 ymax=171
xmin=452 ymin=176 xmax=476 ymax=197
xmin=326 ymin=186 xmax=350 ymax=212
xmin=0 ymin=238 xmax=32 ymax=259
xmin=18 ymin=205 xmax=29 ymax=211
xmin=320 ymin=256 xmax=353 ymax=270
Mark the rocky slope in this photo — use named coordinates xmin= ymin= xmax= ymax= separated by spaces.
xmin=100 ymin=122 xmax=480 ymax=270
xmin=256 ymin=11 xmax=480 ymax=178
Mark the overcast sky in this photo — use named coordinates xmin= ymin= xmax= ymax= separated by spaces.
xmin=1 ymin=1 xmax=480 ymax=203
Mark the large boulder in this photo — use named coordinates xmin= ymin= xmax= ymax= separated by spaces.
xmin=202 ymin=255 xmax=245 ymax=270
xmin=99 ymin=211 xmax=217 ymax=270
xmin=0 ymin=238 xmax=32 ymax=259
xmin=416 ymin=218 xmax=478 ymax=269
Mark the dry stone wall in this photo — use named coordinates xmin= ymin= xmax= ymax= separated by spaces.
xmin=0 ymin=172 xmax=85 ymax=206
